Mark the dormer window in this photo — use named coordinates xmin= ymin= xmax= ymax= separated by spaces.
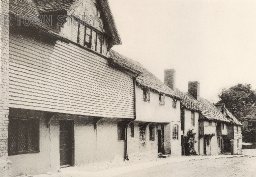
xmin=159 ymin=94 xmax=165 ymax=105
xmin=143 ymin=88 xmax=150 ymax=102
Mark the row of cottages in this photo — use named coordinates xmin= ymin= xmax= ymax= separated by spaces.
xmin=171 ymin=80 xmax=243 ymax=156
xmin=0 ymin=0 xmax=183 ymax=176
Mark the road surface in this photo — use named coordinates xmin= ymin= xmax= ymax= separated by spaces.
xmin=114 ymin=156 xmax=256 ymax=177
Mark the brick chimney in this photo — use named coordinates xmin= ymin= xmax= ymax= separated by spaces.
xmin=164 ymin=69 xmax=175 ymax=90
xmin=188 ymin=81 xmax=200 ymax=100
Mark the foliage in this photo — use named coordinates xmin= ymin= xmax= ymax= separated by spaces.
xmin=218 ymin=84 xmax=256 ymax=120
xmin=184 ymin=129 xmax=197 ymax=156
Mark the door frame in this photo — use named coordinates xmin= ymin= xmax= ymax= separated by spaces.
xmin=59 ymin=120 xmax=74 ymax=167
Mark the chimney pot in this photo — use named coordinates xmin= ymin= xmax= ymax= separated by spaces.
xmin=164 ymin=69 xmax=175 ymax=90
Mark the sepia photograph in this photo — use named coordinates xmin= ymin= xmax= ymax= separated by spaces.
xmin=0 ymin=0 xmax=256 ymax=176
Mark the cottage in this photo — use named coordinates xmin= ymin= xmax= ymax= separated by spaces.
xmin=2 ymin=0 xmax=144 ymax=176
xmin=216 ymin=103 xmax=243 ymax=155
xmin=109 ymin=52 xmax=182 ymax=158
xmin=242 ymin=106 xmax=256 ymax=146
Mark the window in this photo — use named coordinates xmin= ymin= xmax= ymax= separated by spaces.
xmin=85 ymin=27 xmax=92 ymax=48
xmin=191 ymin=112 xmax=195 ymax=127
xmin=172 ymin=124 xmax=179 ymax=140
xmin=117 ymin=122 xmax=126 ymax=141
xmin=149 ymin=124 xmax=155 ymax=141
xmin=139 ymin=124 xmax=147 ymax=141
xmin=73 ymin=18 xmax=106 ymax=55
xmin=8 ymin=118 xmax=39 ymax=156
xmin=172 ymin=99 xmax=177 ymax=108
xmin=159 ymin=94 xmax=165 ymax=105
xmin=143 ymin=88 xmax=150 ymax=102
xmin=130 ymin=122 xmax=134 ymax=138
xmin=222 ymin=123 xmax=225 ymax=130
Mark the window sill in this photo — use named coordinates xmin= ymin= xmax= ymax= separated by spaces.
xmin=8 ymin=150 xmax=40 ymax=156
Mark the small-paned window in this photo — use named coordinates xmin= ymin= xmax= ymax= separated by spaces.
xmin=8 ymin=118 xmax=39 ymax=156
xmin=143 ymin=88 xmax=150 ymax=102
xmin=172 ymin=99 xmax=177 ymax=108
xmin=91 ymin=30 xmax=97 ymax=51
xmin=149 ymin=124 xmax=155 ymax=141
xmin=191 ymin=112 xmax=195 ymax=127
xmin=159 ymin=94 xmax=165 ymax=105
xmin=172 ymin=124 xmax=179 ymax=140
xmin=97 ymin=34 xmax=103 ymax=54
xmin=78 ymin=23 xmax=85 ymax=45
xmin=139 ymin=125 xmax=147 ymax=141
xmin=85 ymin=27 xmax=92 ymax=48
xmin=130 ymin=122 xmax=134 ymax=138
xmin=117 ymin=122 xmax=126 ymax=141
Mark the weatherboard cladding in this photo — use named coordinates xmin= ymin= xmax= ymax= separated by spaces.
xmin=9 ymin=33 xmax=134 ymax=119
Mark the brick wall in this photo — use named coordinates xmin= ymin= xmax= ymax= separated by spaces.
xmin=0 ymin=0 xmax=10 ymax=176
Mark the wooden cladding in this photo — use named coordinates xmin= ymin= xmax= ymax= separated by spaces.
xmin=9 ymin=34 xmax=134 ymax=119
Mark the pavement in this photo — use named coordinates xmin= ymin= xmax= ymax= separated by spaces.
xmin=27 ymin=153 xmax=254 ymax=177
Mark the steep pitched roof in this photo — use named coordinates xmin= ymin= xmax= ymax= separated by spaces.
xmin=198 ymin=98 xmax=230 ymax=123
xmin=10 ymin=0 xmax=40 ymax=23
xmin=175 ymin=89 xmax=230 ymax=123
xmin=33 ymin=0 xmax=121 ymax=45
xmin=217 ymin=104 xmax=242 ymax=126
xmin=109 ymin=50 xmax=180 ymax=99
xmin=243 ymin=106 xmax=256 ymax=120
xmin=175 ymin=89 xmax=200 ymax=111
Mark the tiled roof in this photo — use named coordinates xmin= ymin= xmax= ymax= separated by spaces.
xmin=215 ymin=104 xmax=242 ymax=126
xmin=175 ymin=89 xmax=230 ymax=123
xmin=198 ymin=97 xmax=230 ymax=123
xmin=33 ymin=0 xmax=121 ymax=45
xmin=10 ymin=0 xmax=40 ymax=23
xmin=243 ymin=106 xmax=256 ymax=120
xmin=174 ymin=89 xmax=200 ymax=111
xmin=109 ymin=50 xmax=180 ymax=99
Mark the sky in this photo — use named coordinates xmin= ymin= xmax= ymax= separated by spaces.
xmin=108 ymin=0 xmax=256 ymax=102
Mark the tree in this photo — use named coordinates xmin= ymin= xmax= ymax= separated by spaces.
xmin=218 ymin=84 xmax=256 ymax=120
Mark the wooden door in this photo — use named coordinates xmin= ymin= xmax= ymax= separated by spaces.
xmin=60 ymin=120 xmax=74 ymax=167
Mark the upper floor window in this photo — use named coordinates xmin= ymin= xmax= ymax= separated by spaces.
xmin=191 ymin=112 xmax=195 ymax=127
xmin=172 ymin=124 xmax=179 ymax=140
xmin=222 ymin=123 xmax=225 ymax=130
xmin=75 ymin=18 xmax=106 ymax=55
xmin=159 ymin=94 xmax=165 ymax=105
xmin=172 ymin=99 xmax=177 ymax=108
xmin=8 ymin=118 xmax=39 ymax=156
xmin=143 ymin=88 xmax=150 ymax=102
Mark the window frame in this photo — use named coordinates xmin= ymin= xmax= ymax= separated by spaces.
xmin=191 ymin=111 xmax=195 ymax=127
xmin=8 ymin=118 xmax=40 ymax=156
xmin=149 ymin=124 xmax=155 ymax=141
xmin=143 ymin=88 xmax=150 ymax=102
xmin=159 ymin=94 xmax=165 ymax=105
xmin=172 ymin=124 xmax=179 ymax=140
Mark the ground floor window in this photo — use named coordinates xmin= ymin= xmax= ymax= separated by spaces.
xmin=117 ymin=122 xmax=126 ymax=140
xmin=8 ymin=118 xmax=39 ymax=156
xmin=149 ymin=124 xmax=155 ymax=141
xmin=172 ymin=124 xmax=179 ymax=140
xmin=139 ymin=124 xmax=147 ymax=142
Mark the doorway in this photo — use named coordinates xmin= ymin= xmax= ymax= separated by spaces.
xmin=60 ymin=120 xmax=74 ymax=167
xmin=158 ymin=129 xmax=164 ymax=153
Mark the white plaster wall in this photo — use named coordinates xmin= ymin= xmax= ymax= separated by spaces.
xmin=9 ymin=118 xmax=60 ymax=177
xmin=135 ymin=86 xmax=180 ymax=123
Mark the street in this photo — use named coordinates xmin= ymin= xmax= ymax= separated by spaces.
xmin=113 ymin=156 xmax=256 ymax=177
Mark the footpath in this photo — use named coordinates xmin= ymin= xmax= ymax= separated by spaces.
xmin=20 ymin=154 xmax=250 ymax=177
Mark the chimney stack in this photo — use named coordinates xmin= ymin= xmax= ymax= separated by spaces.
xmin=164 ymin=69 xmax=175 ymax=90
xmin=188 ymin=81 xmax=200 ymax=100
